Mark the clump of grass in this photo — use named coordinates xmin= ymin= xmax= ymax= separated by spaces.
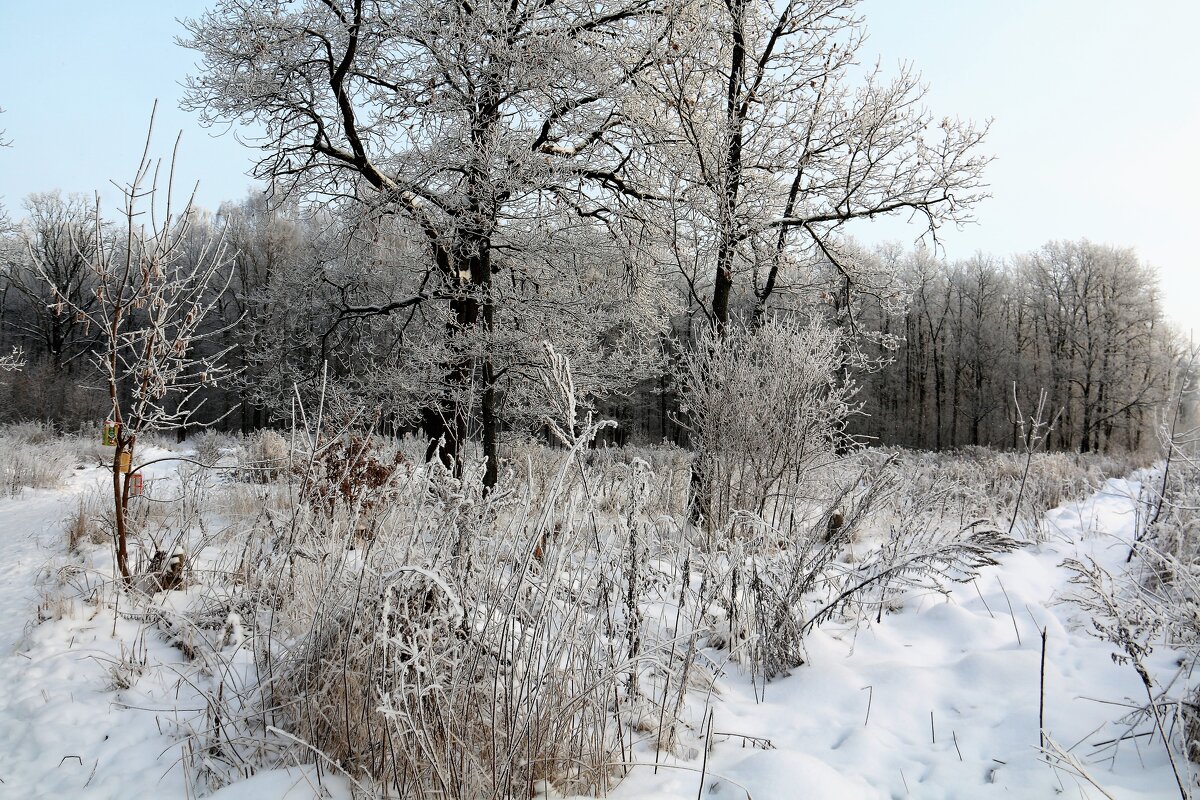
xmin=0 ymin=423 xmax=76 ymax=496
xmin=873 ymin=446 xmax=1149 ymax=537
xmin=236 ymin=429 xmax=291 ymax=483
xmin=66 ymin=491 xmax=108 ymax=551
xmin=191 ymin=429 xmax=241 ymax=466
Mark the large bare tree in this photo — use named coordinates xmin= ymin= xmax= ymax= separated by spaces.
xmin=182 ymin=0 xmax=673 ymax=488
xmin=650 ymin=0 xmax=989 ymax=331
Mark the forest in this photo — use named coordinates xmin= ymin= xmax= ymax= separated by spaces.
xmin=0 ymin=175 xmax=1187 ymax=466
xmin=0 ymin=1 xmax=1189 ymax=470
xmin=0 ymin=1 xmax=1198 ymax=799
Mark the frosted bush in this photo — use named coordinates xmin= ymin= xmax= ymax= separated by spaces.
xmin=676 ymin=318 xmax=856 ymax=540
xmin=237 ymin=429 xmax=291 ymax=483
xmin=191 ymin=429 xmax=238 ymax=466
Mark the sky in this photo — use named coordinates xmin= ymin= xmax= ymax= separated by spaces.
xmin=0 ymin=1 xmax=1197 ymax=333
xmin=856 ymin=0 xmax=1200 ymax=337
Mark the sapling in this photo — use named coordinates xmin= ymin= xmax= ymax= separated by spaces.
xmin=31 ymin=108 xmax=237 ymax=582
xmin=675 ymin=318 xmax=855 ymax=543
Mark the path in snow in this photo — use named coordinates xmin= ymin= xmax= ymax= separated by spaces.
xmin=613 ymin=477 xmax=1186 ymax=800
xmin=0 ymin=459 xmax=199 ymax=799
xmin=0 ymin=452 xmax=351 ymax=800
xmin=0 ymin=467 xmax=106 ymax=793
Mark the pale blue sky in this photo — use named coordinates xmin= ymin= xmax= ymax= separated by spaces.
xmin=858 ymin=0 xmax=1200 ymax=336
xmin=1 ymin=1 xmax=1197 ymax=332
xmin=0 ymin=2 xmax=253 ymax=211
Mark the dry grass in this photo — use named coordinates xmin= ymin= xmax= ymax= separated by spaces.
xmin=15 ymin=405 xmax=1149 ymax=798
xmin=235 ymin=429 xmax=292 ymax=483
xmin=0 ymin=423 xmax=76 ymax=496
xmin=173 ymin=430 xmax=1088 ymax=795
xmin=65 ymin=490 xmax=108 ymax=551
xmin=871 ymin=446 xmax=1149 ymax=536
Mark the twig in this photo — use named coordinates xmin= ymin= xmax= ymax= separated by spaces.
xmin=973 ymin=579 xmax=994 ymax=618
xmin=1039 ymin=626 xmax=1048 ymax=754
xmin=997 ymin=576 xmax=1021 ymax=646
xmin=1039 ymin=736 xmax=1117 ymax=800
xmin=696 ymin=708 xmax=714 ymax=800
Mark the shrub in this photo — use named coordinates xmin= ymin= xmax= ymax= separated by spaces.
xmin=237 ymin=429 xmax=291 ymax=483
xmin=675 ymin=318 xmax=855 ymax=540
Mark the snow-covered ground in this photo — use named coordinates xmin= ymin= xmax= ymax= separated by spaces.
xmin=0 ymin=457 xmax=203 ymax=798
xmin=0 ymin=457 xmax=1186 ymax=799
xmin=613 ymin=477 xmax=1184 ymax=799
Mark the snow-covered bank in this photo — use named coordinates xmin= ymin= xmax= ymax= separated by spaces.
xmin=612 ymin=477 xmax=1183 ymax=799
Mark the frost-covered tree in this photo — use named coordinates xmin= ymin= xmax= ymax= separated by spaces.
xmin=0 ymin=193 xmax=108 ymax=422
xmin=213 ymin=192 xmax=313 ymax=432
xmin=1020 ymin=241 xmax=1170 ymax=452
xmin=182 ymin=0 xmax=674 ymax=488
xmin=31 ymin=119 xmax=238 ymax=581
xmin=647 ymin=0 xmax=989 ymax=331
xmin=6 ymin=192 xmax=103 ymax=372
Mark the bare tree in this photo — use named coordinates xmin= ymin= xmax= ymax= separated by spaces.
xmin=31 ymin=116 xmax=238 ymax=582
xmin=851 ymin=241 xmax=1175 ymax=454
xmin=182 ymin=0 xmax=673 ymax=488
xmin=7 ymin=192 xmax=103 ymax=371
xmin=650 ymin=0 xmax=989 ymax=331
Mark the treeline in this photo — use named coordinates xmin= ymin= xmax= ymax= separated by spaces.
xmin=0 ymin=190 xmax=1186 ymax=456
xmin=853 ymin=242 xmax=1178 ymax=453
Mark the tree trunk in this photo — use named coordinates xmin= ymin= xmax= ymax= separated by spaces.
xmin=711 ymin=0 xmax=746 ymax=331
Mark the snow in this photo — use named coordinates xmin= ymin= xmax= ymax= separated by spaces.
xmin=205 ymin=767 xmax=351 ymax=800
xmin=0 ymin=450 xmax=340 ymax=799
xmin=609 ymin=478 xmax=1185 ymax=800
xmin=0 ymin=457 xmax=199 ymax=798
xmin=0 ymin=456 xmax=1188 ymax=799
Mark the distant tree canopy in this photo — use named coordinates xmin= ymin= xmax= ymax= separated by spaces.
xmin=850 ymin=242 xmax=1180 ymax=454
xmin=0 ymin=186 xmax=1184 ymax=457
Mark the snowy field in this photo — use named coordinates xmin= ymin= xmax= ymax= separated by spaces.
xmin=0 ymin=431 xmax=1191 ymax=800
xmin=4 ymin=4 xmax=1196 ymax=800
xmin=611 ymin=477 xmax=1183 ymax=800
